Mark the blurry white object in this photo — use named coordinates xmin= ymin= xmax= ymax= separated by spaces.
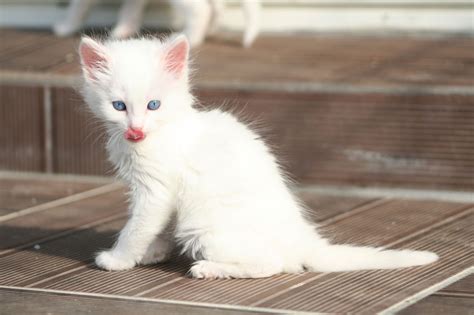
xmin=53 ymin=0 xmax=261 ymax=47
xmin=1 ymin=1 xmax=472 ymax=35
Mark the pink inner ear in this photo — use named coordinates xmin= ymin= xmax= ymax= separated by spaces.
xmin=165 ymin=39 xmax=188 ymax=76
xmin=80 ymin=41 xmax=107 ymax=80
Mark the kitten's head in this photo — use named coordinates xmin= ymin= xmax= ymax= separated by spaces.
xmin=79 ymin=35 xmax=193 ymax=143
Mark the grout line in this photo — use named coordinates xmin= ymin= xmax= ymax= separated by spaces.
xmin=295 ymin=185 xmax=474 ymax=204
xmin=0 ymin=182 xmax=122 ymax=223
xmin=0 ymin=286 xmax=319 ymax=315
xmin=42 ymin=86 xmax=53 ymax=173
xmin=380 ymin=267 xmax=474 ymax=314
xmin=1 ymin=70 xmax=474 ymax=96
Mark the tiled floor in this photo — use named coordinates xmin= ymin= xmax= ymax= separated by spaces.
xmin=0 ymin=173 xmax=472 ymax=314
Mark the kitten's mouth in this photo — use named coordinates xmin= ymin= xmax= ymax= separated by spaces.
xmin=125 ymin=128 xmax=146 ymax=142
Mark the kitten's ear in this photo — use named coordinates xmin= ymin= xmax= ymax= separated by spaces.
xmin=79 ymin=37 xmax=108 ymax=81
xmin=164 ymin=35 xmax=189 ymax=78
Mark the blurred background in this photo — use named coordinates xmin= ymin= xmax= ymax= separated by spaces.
xmin=0 ymin=0 xmax=473 ymax=33
xmin=0 ymin=0 xmax=473 ymax=192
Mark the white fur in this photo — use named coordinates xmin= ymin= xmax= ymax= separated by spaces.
xmin=54 ymin=0 xmax=96 ymax=37
xmin=79 ymin=36 xmax=438 ymax=279
xmin=111 ymin=0 xmax=149 ymax=39
xmin=54 ymin=0 xmax=260 ymax=47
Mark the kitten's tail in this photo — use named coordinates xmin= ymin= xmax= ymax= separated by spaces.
xmin=241 ymin=0 xmax=261 ymax=47
xmin=305 ymin=243 xmax=438 ymax=272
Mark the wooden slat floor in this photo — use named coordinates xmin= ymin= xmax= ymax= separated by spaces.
xmin=1 ymin=28 xmax=473 ymax=89
xmin=1 ymin=28 xmax=473 ymax=313
xmin=1 ymin=29 xmax=474 ymax=191
xmin=1 ymin=173 xmax=472 ymax=314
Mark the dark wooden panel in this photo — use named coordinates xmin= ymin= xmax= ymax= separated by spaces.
xmin=0 ymin=187 xmax=125 ymax=251
xmin=198 ymin=90 xmax=474 ymax=191
xmin=399 ymin=295 xmax=474 ymax=315
xmin=441 ymin=275 xmax=474 ymax=294
xmin=0 ymin=174 xmax=471 ymax=313
xmin=1 ymin=84 xmax=473 ymax=190
xmin=0 ymin=190 xmax=466 ymax=313
xmin=0 ymin=177 xmax=103 ymax=213
xmin=0 ymin=30 xmax=58 ymax=62
xmin=0 ymin=217 xmax=126 ymax=287
xmin=196 ymin=35 xmax=474 ymax=87
xmin=36 ymin=87 xmax=474 ymax=190
xmin=141 ymin=204 xmax=472 ymax=307
xmin=12 ymin=195 xmax=376 ymax=295
xmin=51 ymin=88 xmax=110 ymax=175
xmin=0 ymin=288 xmax=266 ymax=315
xmin=30 ymin=198 xmax=381 ymax=296
xmin=2 ymin=36 xmax=79 ymax=72
xmin=1 ymin=31 xmax=473 ymax=190
xmin=0 ymin=85 xmax=45 ymax=172
xmin=295 ymin=191 xmax=374 ymax=222
xmin=257 ymin=211 xmax=473 ymax=313
xmin=402 ymin=274 xmax=474 ymax=315
xmin=1 ymin=30 xmax=473 ymax=88
xmin=322 ymin=199 xmax=470 ymax=246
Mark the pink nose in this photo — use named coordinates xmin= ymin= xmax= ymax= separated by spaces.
xmin=125 ymin=128 xmax=145 ymax=142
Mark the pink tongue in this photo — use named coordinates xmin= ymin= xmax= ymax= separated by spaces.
xmin=125 ymin=128 xmax=145 ymax=142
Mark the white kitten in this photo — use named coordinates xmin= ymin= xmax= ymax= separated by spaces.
xmin=55 ymin=0 xmax=260 ymax=47
xmin=78 ymin=36 xmax=438 ymax=279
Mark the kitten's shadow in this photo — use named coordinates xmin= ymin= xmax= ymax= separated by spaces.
xmin=1 ymin=224 xmax=191 ymax=277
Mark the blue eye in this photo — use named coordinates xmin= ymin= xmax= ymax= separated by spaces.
xmin=147 ymin=100 xmax=161 ymax=110
xmin=112 ymin=101 xmax=126 ymax=111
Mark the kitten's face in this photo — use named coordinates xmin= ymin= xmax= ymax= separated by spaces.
xmin=79 ymin=36 xmax=192 ymax=143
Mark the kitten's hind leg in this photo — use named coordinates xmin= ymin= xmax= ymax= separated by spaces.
xmin=207 ymin=0 xmax=224 ymax=36
xmin=173 ymin=0 xmax=212 ymax=47
xmin=242 ymin=0 xmax=261 ymax=47
xmin=54 ymin=0 xmax=96 ymax=37
xmin=189 ymin=260 xmax=282 ymax=279
xmin=111 ymin=0 xmax=149 ymax=39
xmin=140 ymin=233 xmax=175 ymax=265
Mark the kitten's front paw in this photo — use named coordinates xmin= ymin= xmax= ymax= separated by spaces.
xmin=95 ymin=251 xmax=135 ymax=271
xmin=140 ymin=237 xmax=174 ymax=265
xmin=140 ymin=248 xmax=172 ymax=265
